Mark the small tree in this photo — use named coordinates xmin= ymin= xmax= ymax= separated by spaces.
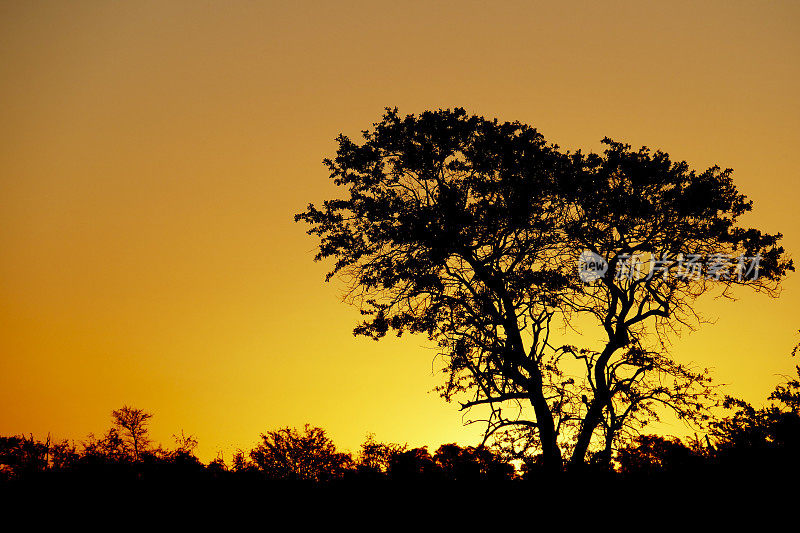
xmin=0 ymin=435 xmax=50 ymax=477
xmin=433 ymin=443 xmax=513 ymax=480
xmin=249 ymin=424 xmax=351 ymax=481
xmin=616 ymin=435 xmax=699 ymax=476
xmin=388 ymin=447 xmax=439 ymax=480
xmin=111 ymin=405 xmax=153 ymax=462
xmin=357 ymin=433 xmax=406 ymax=475
xmin=172 ymin=430 xmax=199 ymax=455
xmin=711 ymin=339 xmax=800 ymax=452
xmin=81 ymin=427 xmax=129 ymax=464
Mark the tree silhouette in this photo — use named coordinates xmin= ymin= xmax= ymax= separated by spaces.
xmin=296 ymin=107 xmax=793 ymax=472
xmin=111 ymin=406 xmax=153 ymax=462
xmin=616 ymin=434 xmax=700 ymax=476
xmin=388 ymin=447 xmax=438 ymax=480
xmin=357 ymin=433 xmax=406 ymax=476
xmin=710 ymin=340 xmax=800 ymax=474
xmin=249 ymin=424 xmax=351 ymax=481
xmin=433 ymin=443 xmax=513 ymax=480
xmin=172 ymin=430 xmax=199 ymax=455
xmin=81 ymin=427 xmax=129 ymax=464
xmin=0 ymin=435 xmax=50 ymax=476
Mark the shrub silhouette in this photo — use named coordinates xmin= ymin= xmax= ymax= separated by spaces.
xmin=249 ymin=424 xmax=352 ymax=481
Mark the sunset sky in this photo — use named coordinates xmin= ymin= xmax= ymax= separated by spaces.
xmin=1 ymin=1 xmax=798 ymax=461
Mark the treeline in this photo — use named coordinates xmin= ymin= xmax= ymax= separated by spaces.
xmin=2 ymin=364 xmax=799 ymax=484
xmin=0 ymin=419 xmax=516 ymax=483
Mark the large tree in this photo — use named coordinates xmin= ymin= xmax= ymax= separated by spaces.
xmin=296 ymin=108 xmax=792 ymax=471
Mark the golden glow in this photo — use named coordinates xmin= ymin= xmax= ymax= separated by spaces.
xmin=1 ymin=1 xmax=798 ymax=461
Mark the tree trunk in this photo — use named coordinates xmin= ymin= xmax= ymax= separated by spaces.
xmin=529 ymin=390 xmax=562 ymax=472
xmin=570 ymin=342 xmax=619 ymax=466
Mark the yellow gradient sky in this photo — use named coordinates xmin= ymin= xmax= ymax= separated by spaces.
xmin=1 ymin=1 xmax=798 ymax=461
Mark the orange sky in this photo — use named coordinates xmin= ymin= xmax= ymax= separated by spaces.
xmin=1 ymin=1 xmax=798 ymax=461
